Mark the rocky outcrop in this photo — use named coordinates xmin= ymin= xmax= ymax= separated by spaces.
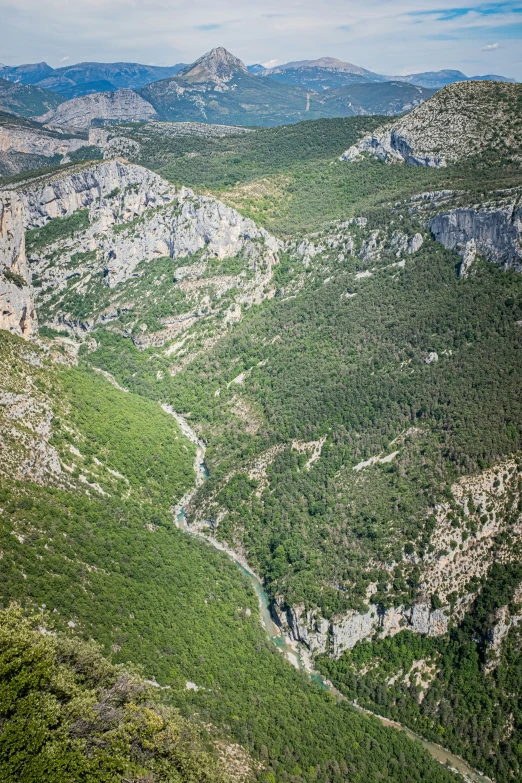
xmin=0 ymin=192 xmax=37 ymax=338
xmin=17 ymin=158 xmax=175 ymax=228
xmin=13 ymin=160 xmax=279 ymax=344
xmin=18 ymin=158 xmax=278 ymax=288
xmin=341 ymin=81 xmax=522 ymax=167
xmin=0 ymin=124 xmax=86 ymax=159
xmin=429 ymin=196 xmax=522 ymax=272
xmin=341 ymin=127 xmax=446 ymax=168
xmin=38 ymin=89 xmax=157 ymax=130
xmin=0 ymin=390 xmax=61 ymax=480
xmin=485 ymin=605 xmax=522 ymax=673
xmin=102 ymin=194 xmax=278 ymax=289
xmin=274 ymin=598 xmax=449 ymax=657
xmin=485 ymin=585 xmax=522 ymax=672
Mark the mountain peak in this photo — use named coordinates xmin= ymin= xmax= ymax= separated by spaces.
xmin=179 ymin=47 xmax=247 ymax=82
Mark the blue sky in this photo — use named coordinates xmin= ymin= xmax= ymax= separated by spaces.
xmin=1 ymin=0 xmax=520 ymax=79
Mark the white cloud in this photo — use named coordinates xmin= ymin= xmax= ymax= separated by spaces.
xmin=59 ymin=55 xmax=71 ymax=61
xmin=482 ymin=42 xmax=499 ymax=51
xmin=262 ymin=59 xmax=278 ymax=68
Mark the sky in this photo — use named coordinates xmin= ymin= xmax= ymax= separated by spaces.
xmin=1 ymin=0 xmax=521 ymax=80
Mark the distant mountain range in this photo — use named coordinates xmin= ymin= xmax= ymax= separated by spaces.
xmin=40 ymin=48 xmax=433 ymax=128
xmin=0 ymin=54 xmax=515 ymax=100
xmin=0 ymin=61 xmax=186 ymax=99
xmin=0 ymin=48 xmax=515 ymax=129
xmin=253 ymin=58 xmax=515 ymax=91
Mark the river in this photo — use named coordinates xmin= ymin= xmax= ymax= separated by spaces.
xmin=167 ymin=406 xmax=493 ymax=783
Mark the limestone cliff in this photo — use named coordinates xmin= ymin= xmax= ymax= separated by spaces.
xmin=429 ymin=192 xmax=522 ymax=273
xmin=0 ymin=192 xmax=37 ymax=338
xmin=274 ymin=598 xmax=448 ymax=657
xmin=0 ymin=123 xmax=86 ymax=159
xmin=17 ymin=158 xmax=175 ymax=229
xmin=13 ymin=159 xmax=279 ymax=344
xmin=38 ymin=89 xmax=157 ymax=130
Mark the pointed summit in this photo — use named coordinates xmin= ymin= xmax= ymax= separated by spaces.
xmin=179 ymin=47 xmax=247 ymax=83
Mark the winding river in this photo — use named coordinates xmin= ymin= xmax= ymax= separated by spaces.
xmin=167 ymin=406 xmax=493 ymax=783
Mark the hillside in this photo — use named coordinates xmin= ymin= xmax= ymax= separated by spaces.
xmin=0 ymin=326 xmax=457 ymax=783
xmin=2 ymin=74 xmax=522 ymax=783
xmin=310 ymin=81 xmax=435 ymax=117
xmin=0 ymin=606 xmax=231 ymax=783
xmin=140 ymin=48 xmax=435 ymax=127
xmin=0 ymin=77 xmax=64 ymax=118
xmin=341 ymin=80 xmax=522 ymax=166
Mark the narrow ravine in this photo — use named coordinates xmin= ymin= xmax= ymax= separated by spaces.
xmin=166 ymin=406 xmax=493 ymax=783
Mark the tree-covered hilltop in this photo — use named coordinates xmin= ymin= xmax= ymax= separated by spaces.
xmin=0 ymin=79 xmax=64 ymax=118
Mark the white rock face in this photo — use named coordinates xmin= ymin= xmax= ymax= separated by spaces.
xmin=0 ymin=125 xmax=86 ymax=158
xmin=485 ymin=587 xmax=522 ymax=672
xmin=275 ymin=598 xmax=449 ymax=657
xmin=13 ymin=159 xmax=279 ymax=343
xmin=106 ymin=195 xmax=278 ymax=288
xmin=429 ymin=198 xmax=522 ymax=272
xmin=0 ymin=192 xmax=37 ymax=338
xmin=38 ymin=89 xmax=157 ymax=130
xmin=18 ymin=159 xmax=175 ymax=229
xmin=408 ymin=232 xmax=424 ymax=254
xmin=17 ymin=158 xmax=278 ymax=289
xmin=458 ymin=239 xmax=477 ymax=277
xmin=341 ymin=126 xmax=446 ymax=168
